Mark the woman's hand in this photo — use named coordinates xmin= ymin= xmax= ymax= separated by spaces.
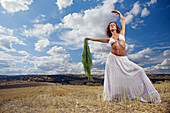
xmin=111 ymin=10 xmax=125 ymax=20
xmin=111 ymin=10 xmax=120 ymax=15
xmin=85 ymin=37 xmax=90 ymax=40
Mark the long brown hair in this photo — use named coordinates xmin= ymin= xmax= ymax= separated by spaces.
xmin=106 ymin=21 xmax=120 ymax=37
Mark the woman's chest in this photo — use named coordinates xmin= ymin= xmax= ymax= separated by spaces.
xmin=111 ymin=41 xmax=125 ymax=49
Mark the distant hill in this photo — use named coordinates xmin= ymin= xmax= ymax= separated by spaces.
xmin=0 ymin=74 xmax=169 ymax=85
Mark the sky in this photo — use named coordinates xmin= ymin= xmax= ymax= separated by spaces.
xmin=0 ymin=0 xmax=169 ymax=75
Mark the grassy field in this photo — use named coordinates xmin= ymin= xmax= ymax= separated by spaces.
xmin=0 ymin=81 xmax=170 ymax=113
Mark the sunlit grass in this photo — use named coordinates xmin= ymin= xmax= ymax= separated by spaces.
xmin=0 ymin=81 xmax=169 ymax=112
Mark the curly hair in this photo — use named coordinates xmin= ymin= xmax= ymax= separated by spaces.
xmin=106 ymin=21 xmax=120 ymax=37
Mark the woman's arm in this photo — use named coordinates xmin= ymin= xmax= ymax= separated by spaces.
xmin=86 ymin=37 xmax=110 ymax=43
xmin=112 ymin=10 xmax=125 ymax=37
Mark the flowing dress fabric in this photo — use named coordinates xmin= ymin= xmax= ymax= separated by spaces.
xmin=103 ymin=52 xmax=162 ymax=103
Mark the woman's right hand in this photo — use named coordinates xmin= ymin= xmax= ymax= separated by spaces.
xmin=85 ymin=37 xmax=89 ymax=40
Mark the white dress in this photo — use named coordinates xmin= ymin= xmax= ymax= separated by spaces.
xmin=103 ymin=35 xmax=161 ymax=103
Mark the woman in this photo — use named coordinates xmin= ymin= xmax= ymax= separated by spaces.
xmin=86 ymin=10 xmax=161 ymax=103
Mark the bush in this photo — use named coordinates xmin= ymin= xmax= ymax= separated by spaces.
xmin=86 ymin=82 xmax=102 ymax=86
xmin=155 ymin=81 xmax=163 ymax=84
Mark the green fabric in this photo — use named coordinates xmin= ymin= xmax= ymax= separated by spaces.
xmin=82 ymin=39 xmax=93 ymax=81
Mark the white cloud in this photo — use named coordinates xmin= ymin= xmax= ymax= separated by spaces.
xmin=22 ymin=23 xmax=59 ymax=39
xmin=143 ymin=49 xmax=170 ymax=65
xmin=0 ymin=0 xmax=33 ymax=13
xmin=163 ymin=49 xmax=170 ymax=57
xmin=141 ymin=7 xmax=150 ymax=17
xmin=0 ymin=60 xmax=11 ymax=68
xmin=131 ymin=18 xmax=144 ymax=29
xmin=54 ymin=0 xmax=119 ymax=50
xmin=132 ymin=24 xmax=138 ymax=29
xmin=55 ymin=0 xmax=73 ymax=10
xmin=0 ymin=34 xmax=26 ymax=52
xmin=0 ymin=68 xmax=27 ymax=75
xmin=34 ymin=47 xmax=81 ymax=73
xmin=130 ymin=1 xmax=141 ymax=16
xmin=127 ymin=48 xmax=153 ymax=65
xmin=89 ymin=42 xmax=111 ymax=54
xmin=0 ymin=51 xmax=33 ymax=74
xmin=32 ymin=14 xmax=46 ymax=23
xmin=0 ymin=25 xmax=13 ymax=35
xmin=0 ymin=38 xmax=15 ymax=52
xmin=152 ymin=46 xmax=170 ymax=50
xmin=126 ymin=44 xmax=135 ymax=54
xmin=47 ymin=46 xmax=66 ymax=56
xmin=125 ymin=13 xmax=134 ymax=25
xmin=22 ymin=23 xmax=58 ymax=51
xmin=124 ymin=1 xmax=141 ymax=25
xmin=92 ymin=53 xmax=107 ymax=71
xmin=144 ymin=58 xmax=170 ymax=74
xmin=161 ymin=59 xmax=170 ymax=66
xmin=147 ymin=0 xmax=157 ymax=6
xmin=34 ymin=39 xmax=50 ymax=51
xmin=1 ymin=11 xmax=6 ymax=14
xmin=18 ymin=51 xmax=29 ymax=56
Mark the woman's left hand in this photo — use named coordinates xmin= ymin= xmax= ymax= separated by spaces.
xmin=111 ymin=10 xmax=125 ymax=20
xmin=111 ymin=10 xmax=120 ymax=15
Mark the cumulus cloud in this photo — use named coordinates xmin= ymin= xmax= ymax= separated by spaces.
xmin=92 ymin=53 xmax=107 ymax=71
xmin=32 ymin=14 xmax=46 ymax=23
xmin=34 ymin=47 xmax=84 ymax=74
xmin=22 ymin=23 xmax=59 ymax=51
xmin=124 ymin=1 xmax=141 ymax=25
xmin=55 ymin=0 xmax=73 ymax=10
xmin=54 ymin=0 xmax=119 ymax=50
xmin=0 ymin=34 xmax=26 ymax=52
xmin=144 ymin=58 xmax=170 ymax=74
xmin=129 ymin=1 xmax=141 ymax=16
xmin=163 ymin=49 xmax=170 ymax=57
xmin=0 ymin=60 xmax=11 ymax=68
xmin=34 ymin=39 xmax=50 ymax=51
xmin=126 ymin=44 xmax=135 ymax=54
xmin=0 ymin=0 xmax=33 ymax=13
xmin=125 ymin=13 xmax=134 ymax=25
xmin=0 ymin=25 xmax=13 ymax=35
xmin=18 ymin=51 xmax=29 ymax=56
xmin=0 ymin=38 xmax=15 ymax=52
xmin=141 ymin=49 xmax=170 ymax=66
xmin=131 ymin=18 xmax=144 ymax=29
xmin=161 ymin=59 xmax=170 ymax=66
xmin=22 ymin=23 xmax=59 ymax=39
xmin=127 ymin=48 xmax=153 ymax=65
xmin=0 ymin=51 xmax=34 ymax=74
xmin=47 ymin=46 xmax=66 ymax=56
xmin=141 ymin=7 xmax=150 ymax=17
xmin=89 ymin=42 xmax=111 ymax=54
xmin=15 ymin=45 xmax=83 ymax=74
xmin=147 ymin=0 xmax=157 ymax=6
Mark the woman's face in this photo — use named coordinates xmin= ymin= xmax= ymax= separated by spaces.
xmin=109 ymin=22 xmax=117 ymax=31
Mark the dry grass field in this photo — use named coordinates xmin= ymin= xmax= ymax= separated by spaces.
xmin=0 ymin=81 xmax=169 ymax=113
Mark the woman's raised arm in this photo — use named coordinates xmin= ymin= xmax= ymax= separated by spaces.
xmin=111 ymin=10 xmax=125 ymax=37
xmin=86 ymin=37 xmax=110 ymax=43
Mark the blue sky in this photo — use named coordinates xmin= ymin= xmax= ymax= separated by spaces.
xmin=0 ymin=0 xmax=169 ymax=75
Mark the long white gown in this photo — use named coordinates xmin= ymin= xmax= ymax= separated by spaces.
xmin=103 ymin=52 xmax=162 ymax=103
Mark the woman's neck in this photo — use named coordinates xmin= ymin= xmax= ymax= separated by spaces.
xmin=111 ymin=31 xmax=117 ymax=36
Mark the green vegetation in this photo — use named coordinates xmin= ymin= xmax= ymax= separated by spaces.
xmin=82 ymin=38 xmax=93 ymax=81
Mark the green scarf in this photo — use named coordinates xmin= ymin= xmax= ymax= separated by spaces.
xmin=82 ymin=38 xmax=93 ymax=81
